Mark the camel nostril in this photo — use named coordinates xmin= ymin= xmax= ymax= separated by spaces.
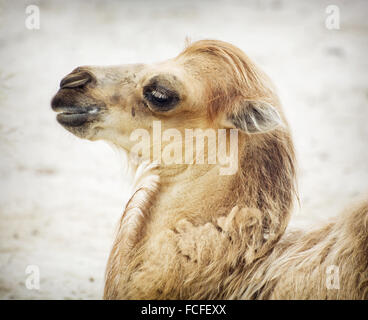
xmin=60 ymin=71 xmax=95 ymax=89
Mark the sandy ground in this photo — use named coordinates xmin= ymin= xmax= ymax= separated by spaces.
xmin=0 ymin=0 xmax=367 ymax=299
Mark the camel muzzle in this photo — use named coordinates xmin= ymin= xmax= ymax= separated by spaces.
xmin=51 ymin=67 xmax=106 ymax=129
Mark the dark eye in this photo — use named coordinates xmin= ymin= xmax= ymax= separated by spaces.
xmin=143 ymin=85 xmax=179 ymax=111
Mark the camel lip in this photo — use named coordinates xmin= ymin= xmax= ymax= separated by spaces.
xmin=55 ymin=106 xmax=101 ymax=127
xmin=52 ymin=105 xmax=100 ymax=115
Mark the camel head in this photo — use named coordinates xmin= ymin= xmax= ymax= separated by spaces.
xmin=51 ymin=40 xmax=286 ymax=172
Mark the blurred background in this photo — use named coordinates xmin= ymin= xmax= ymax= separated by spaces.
xmin=0 ymin=0 xmax=367 ymax=299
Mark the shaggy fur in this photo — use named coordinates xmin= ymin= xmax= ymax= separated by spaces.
xmin=51 ymin=40 xmax=368 ymax=300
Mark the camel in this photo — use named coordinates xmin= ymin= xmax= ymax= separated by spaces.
xmin=51 ymin=39 xmax=368 ymax=299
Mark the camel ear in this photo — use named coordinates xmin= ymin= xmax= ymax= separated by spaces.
xmin=222 ymin=100 xmax=283 ymax=133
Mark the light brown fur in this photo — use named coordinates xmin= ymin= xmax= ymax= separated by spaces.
xmin=51 ymin=40 xmax=368 ymax=299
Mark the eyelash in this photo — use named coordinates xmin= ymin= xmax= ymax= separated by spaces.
xmin=151 ymin=90 xmax=168 ymax=100
xmin=143 ymin=85 xmax=179 ymax=110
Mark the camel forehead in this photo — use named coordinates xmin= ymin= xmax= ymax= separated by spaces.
xmin=140 ymin=59 xmax=190 ymax=85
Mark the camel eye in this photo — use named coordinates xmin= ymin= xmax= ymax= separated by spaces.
xmin=143 ymin=84 xmax=179 ymax=112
